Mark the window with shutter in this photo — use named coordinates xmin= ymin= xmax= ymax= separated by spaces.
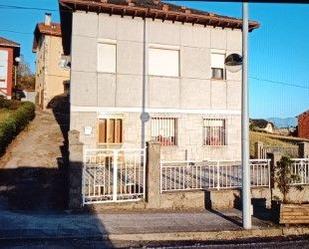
xmin=98 ymin=118 xmax=123 ymax=144
xmin=211 ymin=53 xmax=226 ymax=80
xmin=97 ymin=43 xmax=116 ymax=73
xmin=149 ymin=48 xmax=179 ymax=77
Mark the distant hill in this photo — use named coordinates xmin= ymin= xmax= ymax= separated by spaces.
xmin=267 ymin=117 xmax=297 ymax=128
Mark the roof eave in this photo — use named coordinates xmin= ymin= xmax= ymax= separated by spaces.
xmin=59 ymin=0 xmax=260 ymax=31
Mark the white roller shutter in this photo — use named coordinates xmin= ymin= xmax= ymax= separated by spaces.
xmin=97 ymin=43 xmax=116 ymax=73
xmin=211 ymin=53 xmax=225 ymax=69
xmin=149 ymin=48 xmax=179 ymax=77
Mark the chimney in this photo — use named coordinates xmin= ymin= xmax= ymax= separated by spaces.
xmin=45 ymin=13 xmax=51 ymax=26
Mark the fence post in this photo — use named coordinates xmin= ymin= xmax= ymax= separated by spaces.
xmin=113 ymin=150 xmax=118 ymax=202
xmin=268 ymin=151 xmax=282 ymax=189
xmin=68 ymin=130 xmax=84 ymax=209
xmin=255 ymin=141 xmax=264 ymax=159
xmin=299 ymin=142 xmax=309 ymax=158
xmin=216 ymin=161 xmax=220 ymax=190
xmin=267 ymin=159 xmax=271 ymax=190
xmin=146 ymin=141 xmax=161 ymax=209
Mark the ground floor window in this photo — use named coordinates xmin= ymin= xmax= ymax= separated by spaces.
xmin=98 ymin=118 xmax=123 ymax=144
xmin=203 ymin=118 xmax=226 ymax=146
xmin=151 ymin=117 xmax=177 ymax=146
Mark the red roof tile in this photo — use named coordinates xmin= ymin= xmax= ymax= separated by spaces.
xmin=33 ymin=22 xmax=62 ymax=52
xmin=0 ymin=37 xmax=20 ymax=48
xmin=59 ymin=0 xmax=259 ymax=31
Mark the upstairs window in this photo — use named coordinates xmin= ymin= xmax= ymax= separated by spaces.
xmin=203 ymin=119 xmax=226 ymax=146
xmin=151 ymin=117 xmax=177 ymax=146
xmin=98 ymin=118 xmax=122 ymax=144
xmin=211 ymin=53 xmax=225 ymax=80
xmin=149 ymin=47 xmax=179 ymax=77
xmin=97 ymin=42 xmax=116 ymax=73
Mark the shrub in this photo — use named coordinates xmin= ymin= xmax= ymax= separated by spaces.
xmin=0 ymin=101 xmax=35 ymax=155
xmin=0 ymin=97 xmax=21 ymax=110
xmin=275 ymin=156 xmax=303 ymax=203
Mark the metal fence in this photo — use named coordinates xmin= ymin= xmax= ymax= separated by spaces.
xmin=290 ymin=158 xmax=309 ymax=185
xmin=160 ymin=159 xmax=271 ymax=192
xmin=83 ymin=148 xmax=146 ymax=205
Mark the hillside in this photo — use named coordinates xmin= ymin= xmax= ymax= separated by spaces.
xmin=267 ymin=117 xmax=297 ymax=128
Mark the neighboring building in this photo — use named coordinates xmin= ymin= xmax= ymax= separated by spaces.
xmin=60 ymin=0 xmax=259 ymax=161
xmin=298 ymin=110 xmax=309 ymax=139
xmin=250 ymin=119 xmax=275 ymax=134
xmin=0 ymin=37 xmax=20 ymax=99
xmin=33 ymin=13 xmax=70 ymax=109
xmin=275 ymin=127 xmax=296 ymax=136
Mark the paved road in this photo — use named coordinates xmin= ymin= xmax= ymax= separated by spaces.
xmin=1 ymin=236 xmax=309 ymax=249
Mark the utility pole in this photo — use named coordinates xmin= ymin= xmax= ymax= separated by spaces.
xmin=242 ymin=1 xmax=251 ymax=229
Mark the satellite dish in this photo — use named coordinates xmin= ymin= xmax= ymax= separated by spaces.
xmin=225 ymin=53 xmax=242 ymax=73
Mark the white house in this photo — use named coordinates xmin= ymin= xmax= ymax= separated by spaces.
xmin=60 ymin=0 xmax=259 ymax=162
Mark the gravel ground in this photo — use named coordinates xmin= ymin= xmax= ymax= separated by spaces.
xmin=0 ymin=108 xmax=68 ymax=211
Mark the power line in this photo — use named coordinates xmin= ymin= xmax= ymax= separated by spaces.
xmin=249 ymin=76 xmax=309 ymax=90
xmin=0 ymin=29 xmax=33 ymax=35
xmin=0 ymin=4 xmax=58 ymax=12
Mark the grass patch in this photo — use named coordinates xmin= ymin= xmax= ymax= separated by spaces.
xmin=250 ymin=131 xmax=300 ymax=158
xmin=0 ymin=98 xmax=35 ymax=155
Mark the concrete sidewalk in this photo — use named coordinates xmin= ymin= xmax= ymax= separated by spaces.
xmin=0 ymin=208 xmax=288 ymax=241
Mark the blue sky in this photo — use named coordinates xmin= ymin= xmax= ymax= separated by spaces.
xmin=0 ymin=0 xmax=308 ymax=119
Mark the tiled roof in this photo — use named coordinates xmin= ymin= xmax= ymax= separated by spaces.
xmin=297 ymin=110 xmax=309 ymax=118
xmin=0 ymin=37 xmax=20 ymax=48
xmin=35 ymin=23 xmax=62 ymax=37
xmin=33 ymin=23 xmax=62 ymax=52
xmin=59 ymin=0 xmax=259 ymax=31
xmin=250 ymin=119 xmax=274 ymax=129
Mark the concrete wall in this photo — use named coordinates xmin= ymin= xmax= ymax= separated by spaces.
xmin=70 ymin=11 xmax=242 ymax=161
xmin=35 ymin=34 xmax=70 ymax=109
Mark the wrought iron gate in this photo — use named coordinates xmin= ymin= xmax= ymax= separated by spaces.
xmin=82 ymin=148 xmax=146 ymax=205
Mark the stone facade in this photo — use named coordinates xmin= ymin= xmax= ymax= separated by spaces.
xmin=70 ymin=11 xmax=244 ymax=161
xmin=33 ymin=15 xmax=70 ymax=109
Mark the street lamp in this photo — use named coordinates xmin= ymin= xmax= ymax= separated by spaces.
xmin=241 ymin=2 xmax=251 ymax=230
xmin=14 ymin=57 xmax=21 ymax=87
xmin=224 ymin=2 xmax=251 ymax=230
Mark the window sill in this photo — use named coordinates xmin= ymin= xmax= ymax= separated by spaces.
xmin=97 ymin=71 xmax=116 ymax=75
xmin=149 ymin=74 xmax=180 ymax=79
xmin=211 ymin=78 xmax=227 ymax=82
xmin=203 ymin=145 xmax=228 ymax=148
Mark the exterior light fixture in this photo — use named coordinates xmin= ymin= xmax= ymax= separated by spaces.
xmin=225 ymin=53 xmax=242 ymax=73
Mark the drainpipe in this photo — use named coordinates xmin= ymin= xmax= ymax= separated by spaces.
xmin=242 ymin=1 xmax=252 ymax=230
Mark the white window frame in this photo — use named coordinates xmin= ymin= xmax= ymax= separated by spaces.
xmin=151 ymin=117 xmax=177 ymax=146
xmin=97 ymin=39 xmax=117 ymax=73
xmin=148 ymin=44 xmax=180 ymax=77
xmin=211 ymin=50 xmax=226 ymax=80
xmin=203 ymin=118 xmax=227 ymax=146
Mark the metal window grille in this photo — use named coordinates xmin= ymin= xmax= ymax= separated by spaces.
xmin=203 ymin=119 xmax=226 ymax=146
xmin=151 ymin=117 xmax=177 ymax=146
